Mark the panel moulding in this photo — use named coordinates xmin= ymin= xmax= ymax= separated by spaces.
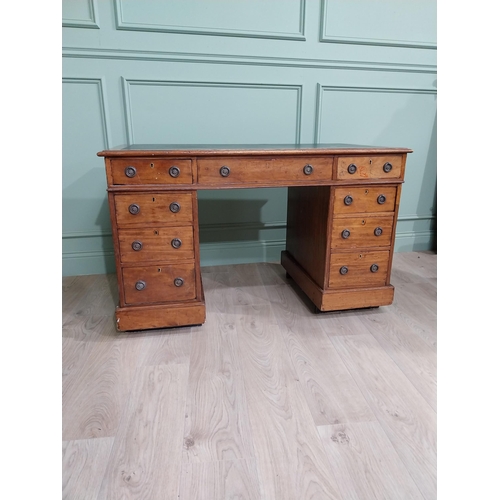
xmin=314 ymin=84 xmax=437 ymax=143
xmin=121 ymin=78 xmax=303 ymax=145
xmin=62 ymin=0 xmax=99 ymax=29
xmin=114 ymin=0 xmax=306 ymax=40
xmin=319 ymin=0 xmax=436 ymax=49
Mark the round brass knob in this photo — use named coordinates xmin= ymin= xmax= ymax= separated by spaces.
xmin=128 ymin=203 xmax=140 ymax=215
xmin=135 ymin=280 xmax=146 ymax=291
xmin=174 ymin=277 xmax=184 ymax=287
xmin=377 ymin=194 xmax=386 ymax=204
xmin=374 ymin=227 xmax=383 ymax=236
xmin=383 ymin=162 xmax=393 ymax=173
xmin=344 ymin=195 xmax=353 ymax=206
xmin=370 ymin=264 xmax=379 ymax=273
xmin=339 ymin=266 xmax=349 ymax=275
xmin=170 ymin=202 xmax=180 ymax=213
xmin=171 ymin=238 xmax=182 ymax=249
xmin=220 ymin=166 xmax=230 ymax=177
xmin=169 ymin=166 xmax=180 ymax=178
xmin=347 ymin=164 xmax=357 ymax=174
xmin=125 ymin=166 xmax=136 ymax=178
xmin=131 ymin=240 xmax=143 ymax=251
xmin=303 ymin=164 xmax=313 ymax=175
xmin=341 ymin=229 xmax=350 ymax=239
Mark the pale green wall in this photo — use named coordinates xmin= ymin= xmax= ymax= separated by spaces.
xmin=62 ymin=0 xmax=437 ymax=276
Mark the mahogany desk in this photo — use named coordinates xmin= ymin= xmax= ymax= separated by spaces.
xmin=98 ymin=144 xmax=411 ymax=331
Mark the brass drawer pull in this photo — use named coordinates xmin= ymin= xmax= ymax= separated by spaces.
xmin=374 ymin=227 xmax=383 ymax=236
xmin=174 ymin=277 xmax=184 ymax=287
xmin=383 ymin=162 xmax=393 ymax=173
xmin=220 ymin=166 xmax=231 ymax=177
xmin=131 ymin=240 xmax=143 ymax=251
xmin=303 ymin=164 xmax=313 ymax=175
xmin=169 ymin=166 xmax=180 ymax=178
xmin=339 ymin=266 xmax=349 ymax=275
xmin=347 ymin=163 xmax=357 ymax=174
xmin=128 ymin=203 xmax=140 ymax=215
xmin=344 ymin=195 xmax=353 ymax=206
xmin=171 ymin=238 xmax=182 ymax=249
xmin=125 ymin=166 xmax=136 ymax=178
xmin=341 ymin=229 xmax=350 ymax=239
xmin=377 ymin=194 xmax=386 ymax=204
xmin=135 ymin=280 xmax=146 ymax=291
xmin=370 ymin=264 xmax=379 ymax=273
xmin=170 ymin=202 xmax=181 ymax=213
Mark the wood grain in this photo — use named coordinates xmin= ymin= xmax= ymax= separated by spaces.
xmin=331 ymin=334 xmax=437 ymax=500
xmin=179 ymin=459 xmax=261 ymax=500
xmin=62 ymin=318 xmax=144 ymax=441
xmin=197 ymin=156 xmax=333 ymax=184
xmin=358 ymin=309 xmax=437 ymax=411
xmin=318 ymin=422 xmax=424 ymax=500
xmin=110 ymin=157 xmax=193 ymax=185
xmin=62 ymin=438 xmax=114 ymax=500
xmin=263 ymin=282 xmax=375 ymax=426
xmin=182 ymin=311 xmax=255 ymax=463
xmin=234 ymin=304 xmax=343 ymax=500
xmin=63 ymin=253 xmax=435 ymax=498
xmin=336 ymin=155 xmax=403 ymax=180
xmin=97 ymin=364 xmax=189 ymax=500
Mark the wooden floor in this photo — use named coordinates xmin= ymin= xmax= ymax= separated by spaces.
xmin=62 ymin=251 xmax=436 ymax=500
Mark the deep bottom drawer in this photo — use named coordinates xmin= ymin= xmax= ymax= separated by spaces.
xmin=122 ymin=263 xmax=196 ymax=305
xmin=329 ymin=250 xmax=390 ymax=289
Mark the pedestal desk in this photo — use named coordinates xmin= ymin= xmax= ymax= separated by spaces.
xmin=98 ymin=144 xmax=411 ymax=331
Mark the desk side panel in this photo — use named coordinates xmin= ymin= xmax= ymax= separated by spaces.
xmin=285 ymin=186 xmax=332 ymax=288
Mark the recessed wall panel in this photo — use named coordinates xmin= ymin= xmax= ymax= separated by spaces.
xmin=124 ymin=80 xmax=301 ymax=144
xmin=116 ymin=0 xmax=305 ymax=39
xmin=321 ymin=0 xmax=436 ymax=48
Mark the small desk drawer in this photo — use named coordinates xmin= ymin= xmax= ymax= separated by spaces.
xmin=336 ymin=155 xmax=403 ymax=180
xmin=198 ymin=156 xmax=332 ymax=184
xmin=333 ymin=186 xmax=397 ymax=214
xmin=118 ymin=226 xmax=194 ymax=264
xmin=331 ymin=215 xmax=394 ymax=249
xmin=122 ymin=263 xmax=197 ymax=305
xmin=329 ymin=250 xmax=390 ymax=289
xmin=114 ymin=193 xmax=193 ymax=227
xmin=110 ymin=158 xmax=193 ymax=185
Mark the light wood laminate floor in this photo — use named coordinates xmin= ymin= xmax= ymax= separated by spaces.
xmin=62 ymin=251 xmax=437 ymax=500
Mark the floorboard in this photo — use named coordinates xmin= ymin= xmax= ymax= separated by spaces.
xmin=62 ymin=251 xmax=437 ymax=500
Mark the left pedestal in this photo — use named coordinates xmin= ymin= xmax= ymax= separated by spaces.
xmin=107 ymin=190 xmax=206 ymax=332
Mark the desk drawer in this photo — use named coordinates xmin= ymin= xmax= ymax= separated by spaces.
xmin=122 ymin=263 xmax=196 ymax=305
xmin=198 ymin=156 xmax=332 ymax=184
xmin=329 ymin=250 xmax=390 ymax=289
xmin=333 ymin=186 xmax=397 ymax=214
xmin=114 ymin=193 xmax=193 ymax=227
xmin=118 ymin=226 xmax=194 ymax=263
xmin=331 ymin=215 xmax=394 ymax=249
xmin=110 ymin=158 xmax=193 ymax=185
xmin=336 ymin=155 xmax=403 ymax=180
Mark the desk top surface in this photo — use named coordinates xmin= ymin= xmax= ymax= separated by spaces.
xmin=98 ymin=143 xmax=412 ymax=157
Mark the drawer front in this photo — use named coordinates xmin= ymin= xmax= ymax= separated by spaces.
xmin=337 ymin=155 xmax=402 ymax=180
xmin=331 ymin=215 xmax=394 ymax=249
xmin=122 ymin=263 xmax=197 ymax=305
xmin=118 ymin=226 xmax=194 ymax=264
xmin=198 ymin=156 xmax=332 ymax=184
xmin=110 ymin=158 xmax=193 ymax=185
xmin=114 ymin=193 xmax=193 ymax=227
xmin=329 ymin=250 xmax=390 ymax=289
xmin=333 ymin=186 xmax=397 ymax=214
